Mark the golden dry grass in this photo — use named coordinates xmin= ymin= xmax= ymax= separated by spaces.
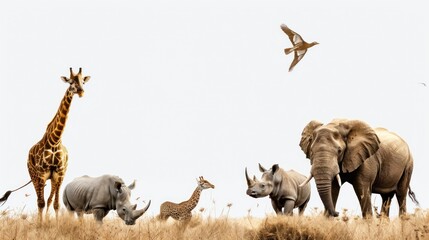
xmin=0 ymin=208 xmax=428 ymax=240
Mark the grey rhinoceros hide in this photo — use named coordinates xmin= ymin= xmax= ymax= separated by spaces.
xmin=63 ymin=174 xmax=151 ymax=225
xmin=245 ymin=164 xmax=311 ymax=215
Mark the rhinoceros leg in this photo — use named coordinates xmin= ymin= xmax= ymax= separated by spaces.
xmin=93 ymin=208 xmax=108 ymax=223
xmin=271 ymin=199 xmax=282 ymax=215
xmin=298 ymin=197 xmax=310 ymax=216
xmin=76 ymin=211 xmax=84 ymax=221
xmin=283 ymin=200 xmax=295 ymax=216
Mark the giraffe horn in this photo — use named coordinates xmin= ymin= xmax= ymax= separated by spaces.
xmin=78 ymin=68 xmax=82 ymax=75
xmin=69 ymin=67 xmax=74 ymax=77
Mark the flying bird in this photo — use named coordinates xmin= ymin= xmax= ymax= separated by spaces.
xmin=281 ymin=24 xmax=319 ymax=72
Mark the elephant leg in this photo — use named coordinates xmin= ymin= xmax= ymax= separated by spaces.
xmin=380 ymin=193 xmax=394 ymax=217
xmin=298 ymin=197 xmax=310 ymax=216
xmin=283 ymin=200 xmax=295 ymax=216
xmin=396 ymin=193 xmax=407 ymax=216
xmin=397 ymin=166 xmax=413 ymax=216
xmin=353 ymin=185 xmax=373 ymax=218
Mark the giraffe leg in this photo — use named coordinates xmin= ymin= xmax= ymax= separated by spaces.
xmin=46 ymin=179 xmax=62 ymax=220
xmin=53 ymin=176 xmax=64 ymax=220
xmin=34 ymin=179 xmax=46 ymax=224
xmin=158 ymin=203 xmax=172 ymax=221
xmin=28 ymin=167 xmax=46 ymax=224
xmin=46 ymin=180 xmax=55 ymax=217
xmin=46 ymin=164 xmax=66 ymax=220
xmin=180 ymin=212 xmax=192 ymax=228
xmin=158 ymin=212 xmax=169 ymax=221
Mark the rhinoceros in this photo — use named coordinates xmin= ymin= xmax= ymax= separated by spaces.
xmin=245 ymin=163 xmax=311 ymax=215
xmin=63 ymin=174 xmax=151 ymax=225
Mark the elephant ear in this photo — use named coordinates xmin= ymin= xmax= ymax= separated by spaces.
xmin=337 ymin=120 xmax=380 ymax=173
xmin=299 ymin=120 xmax=323 ymax=158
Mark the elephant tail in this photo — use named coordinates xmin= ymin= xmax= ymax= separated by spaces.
xmin=408 ymin=187 xmax=420 ymax=207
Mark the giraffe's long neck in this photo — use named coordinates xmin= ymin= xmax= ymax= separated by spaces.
xmin=44 ymin=88 xmax=74 ymax=146
xmin=182 ymin=186 xmax=203 ymax=211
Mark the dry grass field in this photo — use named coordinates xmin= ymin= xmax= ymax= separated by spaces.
xmin=1 ymin=208 xmax=428 ymax=240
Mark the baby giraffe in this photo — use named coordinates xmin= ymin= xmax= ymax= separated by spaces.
xmin=159 ymin=176 xmax=214 ymax=223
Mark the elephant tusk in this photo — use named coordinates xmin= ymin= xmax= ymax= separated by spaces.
xmin=336 ymin=174 xmax=342 ymax=186
xmin=299 ymin=174 xmax=313 ymax=188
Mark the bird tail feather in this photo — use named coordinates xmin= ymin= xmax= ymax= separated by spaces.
xmin=284 ymin=48 xmax=293 ymax=55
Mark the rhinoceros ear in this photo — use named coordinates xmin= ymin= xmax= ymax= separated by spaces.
xmin=114 ymin=181 xmax=122 ymax=193
xmin=258 ymin=163 xmax=267 ymax=172
xmin=271 ymin=164 xmax=279 ymax=174
xmin=128 ymin=180 xmax=136 ymax=190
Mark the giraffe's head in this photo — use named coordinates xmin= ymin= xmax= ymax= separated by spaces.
xmin=197 ymin=176 xmax=215 ymax=190
xmin=61 ymin=67 xmax=90 ymax=98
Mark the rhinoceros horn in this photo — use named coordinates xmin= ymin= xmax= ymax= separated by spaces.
xmin=131 ymin=200 xmax=151 ymax=220
xmin=245 ymin=168 xmax=256 ymax=187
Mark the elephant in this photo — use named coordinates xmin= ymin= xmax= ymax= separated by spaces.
xmin=299 ymin=119 xmax=419 ymax=218
xmin=245 ymin=163 xmax=311 ymax=215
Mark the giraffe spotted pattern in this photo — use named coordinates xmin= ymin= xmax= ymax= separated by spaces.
xmin=159 ymin=176 xmax=214 ymax=223
xmin=26 ymin=68 xmax=90 ymax=223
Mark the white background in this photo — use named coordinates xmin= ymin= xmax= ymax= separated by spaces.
xmin=1 ymin=0 xmax=428 ymax=219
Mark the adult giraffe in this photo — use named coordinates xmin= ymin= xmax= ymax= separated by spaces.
xmin=0 ymin=68 xmax=90 ymax=223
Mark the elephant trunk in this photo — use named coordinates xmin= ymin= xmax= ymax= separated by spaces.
xmin=314 ymin=177 xmax=338 ymax=217
xmin=310 ymin=150 xmax=341 ymax=217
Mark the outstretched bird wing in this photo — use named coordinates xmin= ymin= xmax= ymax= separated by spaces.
xmin=289 ymin=49 xmax=307 ymax=72
xmin=281 ymin=24 xmax=304 ymax=46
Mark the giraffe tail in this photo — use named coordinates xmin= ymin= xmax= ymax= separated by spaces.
xmin=0 ymin=180 xmax=32 ymax=206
